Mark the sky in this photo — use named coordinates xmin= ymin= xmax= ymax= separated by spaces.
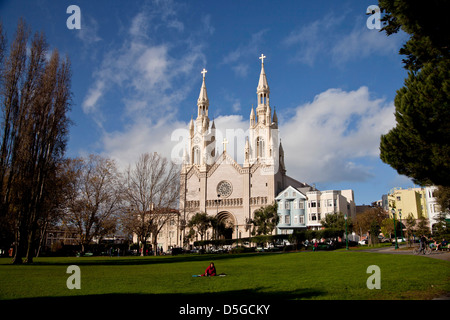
xmin=0 ymin=0 xmax=417 ymax=205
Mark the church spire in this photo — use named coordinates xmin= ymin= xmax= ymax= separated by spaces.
xmin=250 ymin=105 xmax=255 ymax=127
xmin=196 ymin=68 xmax=210 ymax=133
xmin=197 ymin=68 xmax=209 ymax=117
xmin=257 ymin=54 xmax=270 ymax=94
xmin=256 ymin=54 xmax=270 ymax=124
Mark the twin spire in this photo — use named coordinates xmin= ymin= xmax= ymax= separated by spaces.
xmin=194 ymin=53 xmax=277 ymax=131
xmin=186 ymin=54 xmax=280 ymax=168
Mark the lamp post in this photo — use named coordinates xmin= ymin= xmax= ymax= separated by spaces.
xmin=392 ymin=208 xmax=398 ymax=249
xmin=399 ymin=212 xmax=403 ymax=246
xmin=344 ymin=213 xmax=349 ymax=250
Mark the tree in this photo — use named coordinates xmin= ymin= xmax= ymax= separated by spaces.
xmin=121 ymin=152 xmax=179 ymax=256
xmin=64 ymin=155 xmax=122 ymax=254
xmin=435 ymin=186 xmax=450 ymax=213
xmin=0 ymin=20 xmax=72 ymax=264
xmin=379 ymin=0 xmax=449 ymax=73
xmin=379 ymin=59 xmax=450 ymax=186
xmin=404 ymin=213 xmax=416 ymax=246
xmin=320 ymin=212 xmax=352 ymax=240
xmin=415 ymin=217 xmax=430 ymax=237
xmin=250 ymin=202 xmax=279 ymax=236
xmin=432 ymin=186 xmax=450 ymax=238
xmin=378 ymin=0 xmax=450 ymax=186
xmin=380 ymin=217 xmax=402 ymax=240
xmin=288 ymin=230 xmax=306 ymax=250
xmin=187 ymin=212 xmax=212 ymax=243
xmin=353 ymin=207 xmax=387 ymax=246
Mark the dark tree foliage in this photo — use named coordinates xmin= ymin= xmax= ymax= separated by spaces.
xmin=378 ymin=0 xmax=450 ymax=186
xmin=379 ymin=0 xmax=449 ymax=72
xmin=380 ymin=59 xmax=450 ymax=186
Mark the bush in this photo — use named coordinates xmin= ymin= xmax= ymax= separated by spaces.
xmin=230 ymin=246 xmax=256 ymax=254
xmin=283 ymin=245 xmax=294 ymax=252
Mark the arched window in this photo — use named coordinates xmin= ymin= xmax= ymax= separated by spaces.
xmin=256 ymin=137 xmax=265 ymax=158
xmin=192 ymin=146 xmax=200 ymax=165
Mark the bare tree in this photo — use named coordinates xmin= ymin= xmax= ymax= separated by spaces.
xmin=121 ymin=153 xmax=179 ymax=256
xmin=0 ymin=20 xmax=72 ymax=263
xmin=63 ymin=155 xmax=122 ymax=254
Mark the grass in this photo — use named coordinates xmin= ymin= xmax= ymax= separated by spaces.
xmin=0 ymin=251 xmax=449 ymax=301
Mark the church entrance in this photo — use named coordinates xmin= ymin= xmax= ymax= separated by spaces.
xmin=216 ymin=211 xmax=235 ymax=240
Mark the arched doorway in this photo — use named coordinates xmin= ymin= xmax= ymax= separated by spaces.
xmin=216 ymin=211 xmax=235 ymax=239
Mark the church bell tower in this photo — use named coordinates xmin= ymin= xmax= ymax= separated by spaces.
xmin=187 ymin=69 xmax=216 ymax=167
xmin=248 ymin=54 xmax=278 ymax=166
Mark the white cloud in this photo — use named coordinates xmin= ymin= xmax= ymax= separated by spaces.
xmin=222 ymin=30 xmax=268 ymax=76
xmin=102 ymin=117 xmax=186 ymax=169
xmin=82 ymin=80 xmax=105 ymax=114
xmin=283 ymin=14 xmax=406 ymax=67
xmin=331 ymin=25 xmax=405 ymax=64
xmin=76 ymin=15 xmax=102 ymax=46
xmin=280 ymin=86 xmax=395 ymax=183
xmin=81 ymin=0 xmax=208 ymax=168
xmin=129 ymin=11 xmax=149 ymax=38
xmin=102 ymin=85 xmax=395 ymax=187
xmin=282 ymin=13 xmax=343 ymax=66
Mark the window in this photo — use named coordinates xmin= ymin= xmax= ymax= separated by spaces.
xmin=293 ymin=201 xmax=298 ymax=209
xmin=192 ymin=146 xmax=200 ymax=165
xmin=328 ymin=199 xmax=333 ymax=207
xmin=285 ymin=215 xmax=290 ymax=224
xmin=311 ymin=213 xmax=316 ymax=221
xmin=256 ymin=137 xmax=265 ymax=157
xmin=396 ymin=196 xmax=401 ymax=201
xmin=294 ymin=216 xmax=298 ymax=224
xmin=310 ymin=201 xmax=317 ymax=208
xmin=285 ymin=201 xmax=290 ymax=210
xmin=299 ymin=215 xmax=304 ymax=224
xmin=299 ymin=201 xmax=304 ymax=209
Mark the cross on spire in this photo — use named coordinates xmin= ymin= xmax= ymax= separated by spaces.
xmin=222 ymin=138 xmax=229 ymax=153
xmin=201 ymin=68 xmax=207 ymax=79
xmin=259 ymin=54 xmax=266 ymax=64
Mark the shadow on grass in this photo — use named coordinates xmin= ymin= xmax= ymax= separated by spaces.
xmin=26 ymin=252 xmax=288 ymax=266
xmin=1 ymin=288 xmax=326 ymax=317
xmin=2 ymin=287 xmax=325 ymax=303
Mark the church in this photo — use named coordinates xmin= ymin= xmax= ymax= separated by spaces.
xmin=178 ymin=55 xmax=310 ymax=243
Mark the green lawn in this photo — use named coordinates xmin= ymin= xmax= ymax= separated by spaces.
xmin=0 ymin=251 xmax=449 ymax=301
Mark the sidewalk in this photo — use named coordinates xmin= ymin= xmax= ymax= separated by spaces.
xmin=359 ymin=245 xmax=450 ymax=261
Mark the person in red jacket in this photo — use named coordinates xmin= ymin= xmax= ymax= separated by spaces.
xmin=202 ymin=262 xmax=216 ymax=276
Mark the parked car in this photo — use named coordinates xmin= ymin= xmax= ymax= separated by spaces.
xmin=392 ymin=237 xmax=406 ymax=243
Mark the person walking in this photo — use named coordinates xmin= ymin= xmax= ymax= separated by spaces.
xmin=419 ymin=234 xmax=427 ymax=254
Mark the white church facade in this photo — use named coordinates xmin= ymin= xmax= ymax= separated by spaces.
xmin=147 ymin=55 xmax=356 ymax=251
xmin=178 ymin=55 xmax=309 ymax=244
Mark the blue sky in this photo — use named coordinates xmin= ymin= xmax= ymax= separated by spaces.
xmin=0 ymin=0 xmax=416 ymax=205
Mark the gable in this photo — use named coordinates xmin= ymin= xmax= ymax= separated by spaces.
xmin=275 ymin=185 xmax=307 ymax=200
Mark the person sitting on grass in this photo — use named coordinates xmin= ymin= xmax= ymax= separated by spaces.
xmin=202 ymin=262 xmax=216 ymax=277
